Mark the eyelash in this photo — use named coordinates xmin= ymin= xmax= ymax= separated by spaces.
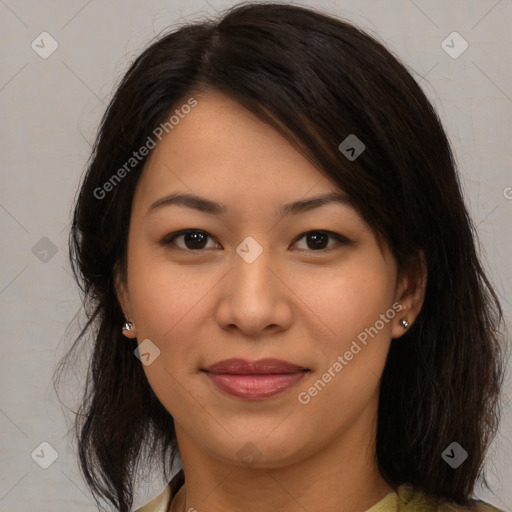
xmin=160 ymin=229 xmax=350 ymax=254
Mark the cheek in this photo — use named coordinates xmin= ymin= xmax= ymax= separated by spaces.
xmin=293 ymin=285 xmax=393 ymax=445
xmin=126 ymin=260 xmax=203 ymax=415
xmin=290 ymin=253 xmax=396 ymax=352
xmin=128 ymin=250 xmax=213 ymax=339
xmin=290 ymin=253 xmax=396 ymax=424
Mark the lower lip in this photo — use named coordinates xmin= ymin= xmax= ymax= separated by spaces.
xmin=204 ymin=371 xmax=308 ymax=400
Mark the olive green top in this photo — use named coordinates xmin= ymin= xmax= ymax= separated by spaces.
xmin=133 ymin=470 xmax=504 ymax=512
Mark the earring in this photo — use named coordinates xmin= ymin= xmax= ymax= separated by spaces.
xmin=399 ymin=319 xmax=410 ymax=330
xmin=122 ymin=321 xmax=133 ymax=334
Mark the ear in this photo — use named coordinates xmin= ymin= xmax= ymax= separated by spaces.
xmin=114 ymin=262 xmax=137 ymax=338
xmin=391 ymin=250 xmax=427 ymax=339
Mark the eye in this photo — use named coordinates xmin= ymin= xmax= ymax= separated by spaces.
xmin=291 ymin=230 xmax=349 ymax=252
xmin=160 ymin=229 xmax=220 ymax=252
xmin=160 ymin=229 xmax=350 ymax=253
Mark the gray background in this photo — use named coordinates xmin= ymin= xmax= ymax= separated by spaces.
xmin=0 ymin=0 xmax=510 ymax=510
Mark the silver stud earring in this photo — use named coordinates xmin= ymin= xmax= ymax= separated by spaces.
xmin=122 ymin=321 xmax=133 ymax=333
xmin=399 ymin=319 xmax=410 ymax=330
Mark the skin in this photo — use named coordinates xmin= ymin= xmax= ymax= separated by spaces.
xmin=116 ymin=90 xmax=427 ymax=512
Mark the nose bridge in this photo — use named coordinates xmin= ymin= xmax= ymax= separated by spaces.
xmin=231 ymin=234 xmax=276 ymax=302
xmin=216 ymin=235 xmax=290 ymax=334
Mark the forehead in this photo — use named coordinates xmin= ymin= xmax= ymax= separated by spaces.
xmin=134 ymin=91 xmax=339 ymax=212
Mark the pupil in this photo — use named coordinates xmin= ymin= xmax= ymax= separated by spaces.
xmin=308 ymin=232 xmax=328 ymax=249
xmin=185 ymin=232 xmax=207 ymax=249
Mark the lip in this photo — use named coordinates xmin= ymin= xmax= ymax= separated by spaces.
xmin=202 ymin=358 xmax=310 ymax=400
xmin=204 ymin=358 xmax=308 ymax=375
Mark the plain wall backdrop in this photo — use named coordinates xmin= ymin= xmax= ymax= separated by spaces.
xmin=0 ymin=0 xmax=511 ymax=510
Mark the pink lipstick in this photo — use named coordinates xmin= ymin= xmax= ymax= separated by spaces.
xmin=203 ymin=358 xmax=309 ymax=400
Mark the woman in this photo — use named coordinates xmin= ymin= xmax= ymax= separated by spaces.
xmin=54 ymin=2 xmax=507 ymax=511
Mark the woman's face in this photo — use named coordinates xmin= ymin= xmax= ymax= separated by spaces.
xmin=116 ymin=90 xmax=419 ymax=470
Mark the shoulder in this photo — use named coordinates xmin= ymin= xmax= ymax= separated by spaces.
xmin=396 ymin=484 xmax=505 ymax=512
xmin=133 ymin=469 xmax=185 ymax=512
xmin=133 ymin=486 xmax=171 ymax=512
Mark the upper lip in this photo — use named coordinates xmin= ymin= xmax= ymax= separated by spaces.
xmin=203 ymin=358 xmax=309 ymax=375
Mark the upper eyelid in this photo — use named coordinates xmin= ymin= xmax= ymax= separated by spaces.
xmin=162 ymin=229 xmax=349 ymax=249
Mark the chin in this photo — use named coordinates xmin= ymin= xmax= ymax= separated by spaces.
xmin=205 ymin=428 xmax=313 ymax=469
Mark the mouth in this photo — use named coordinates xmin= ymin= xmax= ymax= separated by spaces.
xmin=202 ymin=358 xmax=310 ymax=400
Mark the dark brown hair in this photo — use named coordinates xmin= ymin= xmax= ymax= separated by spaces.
xmin=54 ymin=2 xmax=507 ymax=511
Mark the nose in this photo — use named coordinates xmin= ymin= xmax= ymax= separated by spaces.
xmin=215 ymin=244 xmax=293 ymax=338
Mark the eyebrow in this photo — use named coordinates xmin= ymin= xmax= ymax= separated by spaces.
xmin=146 ymin=191 xmax=352 ymax=218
